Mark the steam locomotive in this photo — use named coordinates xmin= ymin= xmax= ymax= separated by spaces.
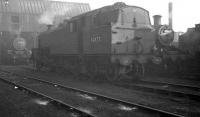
xmin=0 ymin=32 xmax=32 ymax=65
xmin=32 ymin=2 xmax=186 ymax=80
xmin=179 ymin=24 xmax=200 ymax=57
xmin=177 ymin=24 xmax=200 ymax=73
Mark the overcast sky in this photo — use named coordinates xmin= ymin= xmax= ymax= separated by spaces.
xmin=53 ymin=0 xmax=199 ymax=32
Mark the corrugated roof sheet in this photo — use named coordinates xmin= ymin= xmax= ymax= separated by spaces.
xmin=0 ymin=0 xmax=90 ymax=16
xmin=0 ymin=0 xmax=90 ymax=32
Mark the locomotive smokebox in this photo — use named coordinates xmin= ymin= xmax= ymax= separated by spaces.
xmin=153 ymin=15 xmax=162 ymax=27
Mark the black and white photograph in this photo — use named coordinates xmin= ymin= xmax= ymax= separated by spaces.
xmin=0 ymin=0 xmax=199 ymax=116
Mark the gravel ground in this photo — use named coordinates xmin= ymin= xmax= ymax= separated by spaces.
xmin=0 ymin=83 xmax=25 ymax=117
xmin=0 ymin=77 xmax=79 ymax=117
xmin=22 ymin=79 xmax=154 ymax=117
xmin=1 ymin=65 xmax=200 ymax=116
xmin=0 ymin=71 xmax=161 ymax=117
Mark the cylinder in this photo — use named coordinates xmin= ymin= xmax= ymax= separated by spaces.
xmin=153 ymin=15 xmax=162 ymax=27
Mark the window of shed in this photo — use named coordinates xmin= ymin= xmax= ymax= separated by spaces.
xmin=69 ymin=23 xmax=73 ymax=32
xmin=12 ymin=24 xmax=20 ymax=30
xmin=11 ymin=16 xmax=20 ymax=23
xmin=69 ymin=22 xmax=77 ymax=32
xmin=81 ymin=17 xmax=86 ymax=26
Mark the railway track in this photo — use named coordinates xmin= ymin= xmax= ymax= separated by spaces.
xmin=0 ymin=70 xmax=184 ymax=117
xmin=136 ymin=80 xmax=200 ymax=91
xmin=0 ymin=73 xmax=95 ymax=117
xmin=115 ymin=79 xmax=200 ymax=102
xmin=0 ymin=78 xmax=81 ymax=117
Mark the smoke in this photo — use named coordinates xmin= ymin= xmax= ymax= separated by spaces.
xmin=38 ymin=2 xmax=72 ymax=25
xmin=10 ymin=25 xmax=23 ymax=37
xmin=38 ymin=10 xmax=56 ymax=25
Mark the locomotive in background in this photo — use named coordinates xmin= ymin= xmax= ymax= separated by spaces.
xmin=0 ymin=0 xmax=90 ymax=65
xmin=33 ymin=2 xmax=189 ymax=80
xmin=179 ymin=24 xmax=200 ymax=57
xmin=0 ymin=31 xmax=33 ymax=65
xmin=177 ymin=24 xmax=200 ymax=73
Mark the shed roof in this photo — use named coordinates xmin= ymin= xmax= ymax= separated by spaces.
xmin=0 ymin=0 xmax=90 ymax=16
xmin=0 ymin=0 xmax=90 ymax=32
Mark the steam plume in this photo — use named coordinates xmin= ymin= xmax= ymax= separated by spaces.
xmin=38 ymin=2 xmax=72 ymax=25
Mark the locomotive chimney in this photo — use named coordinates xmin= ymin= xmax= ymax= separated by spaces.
xmin=169 ymin=2 xmax=173 ymax=29
xmin=153 ymin=15 xmax=162 ymax=27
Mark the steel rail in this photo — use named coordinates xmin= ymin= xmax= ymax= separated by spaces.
xmin=138 ymin=80 xmax=200 ymax=91
xmin=0 ymin=75 xmax=96 ymax=117
xmin=115 ymin=81 xmax=200 ymax=101
xmin=1 ymin=70 xmax=184 ymax=117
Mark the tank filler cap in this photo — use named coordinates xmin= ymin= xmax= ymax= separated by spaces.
xmin=113 ymin=2 xmax=127 ymax=8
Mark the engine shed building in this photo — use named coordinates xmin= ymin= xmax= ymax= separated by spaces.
xmin=0 ymin=0 xmax=90 ymax=64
